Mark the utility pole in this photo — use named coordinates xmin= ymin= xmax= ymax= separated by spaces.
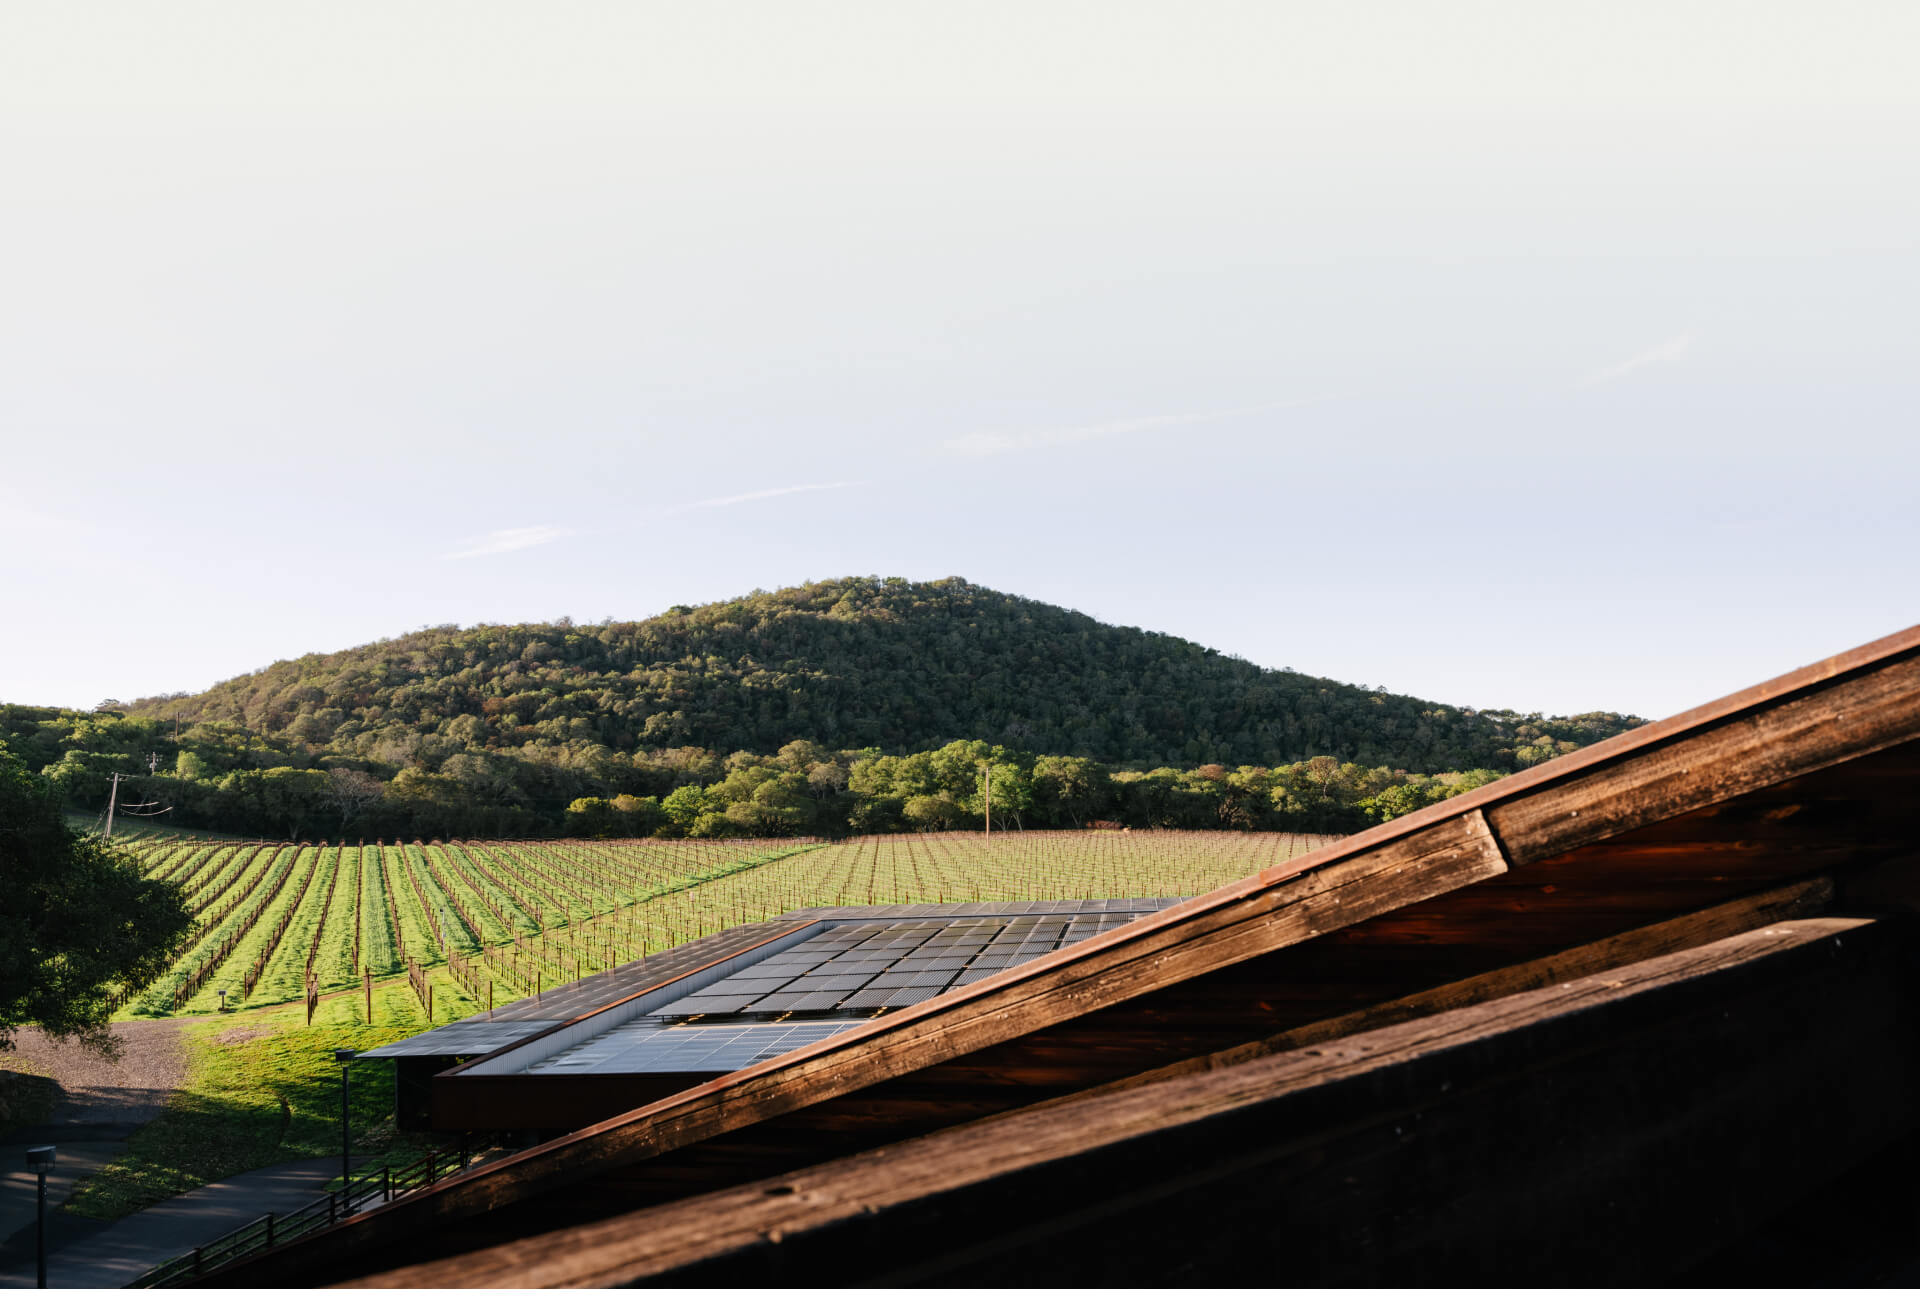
xmin=982 ymin=761 xmax=992 ymax=846
xmin=104 ymin=773 xmax=120 ymax=840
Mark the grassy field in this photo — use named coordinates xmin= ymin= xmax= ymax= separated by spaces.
xmin=63 ymin=810 xmax=251 ymax=842
xmin=65 ymin=992 xmax=449 ymax=1221
xmin=109 ymin=829 xmax=1338 ymax=1022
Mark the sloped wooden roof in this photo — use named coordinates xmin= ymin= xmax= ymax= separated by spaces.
xmin=216 ymin=622 xmax=1920 ymax=1287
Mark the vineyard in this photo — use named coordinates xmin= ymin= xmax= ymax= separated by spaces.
xmin=113 ymin=830 xmax=1337 ymax=1021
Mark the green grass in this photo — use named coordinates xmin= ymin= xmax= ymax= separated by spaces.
xmin=313 ymin=846 xmax=363 ymax=989
xmin=361 ymin=846 xmax=400 ymax=975
xmin=403 ymin=842 xmax=484 ymax=954
xmin=113 ymin=832 xmax=1322 ymax=1022
xmin=172 ymin=841 xmax=243 ymax=899
xmin=383 ymin=845 xmax=442 ymax=970
xmin=423 ymin=844 xmax=515 ymax=947
xmin=62 ymin=810 xmax=254 ymax=844
xmin=66 ymin=984 xmax=477 ymax=1222
xmin=163 ymin=846 xmax=300 ymax=1015
xmin=248 ymin=847 xmax=339 ymax=1007
xmin=444 ymin=844 xmax=539 ymax=936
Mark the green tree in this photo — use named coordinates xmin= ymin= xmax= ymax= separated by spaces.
xmin=1031 ymin=754 xmax=1107 ymax=827
xmin=661 ymin=783 xmax=715 ymax=834
xmin=0 ymin=752 xmax=193 ymax=1052
xmin=565 ymin=796 xmax=615 ymax=837
xmin=902 ymin=792 xmax=966 ymax=830
xmin=610 ymin=793 xmax=664 ymax=836
xmin=967 ymin=760 xmax=1033 ymax=831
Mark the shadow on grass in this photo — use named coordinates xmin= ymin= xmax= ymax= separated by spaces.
xmin=65 ymin=995 xmax=442 ymax=1222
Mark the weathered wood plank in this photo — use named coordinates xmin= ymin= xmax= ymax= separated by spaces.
xmin=1490 ymin=653 xmax=1920 ymax=864
xmin=341 ymin=915 xmax=1907 ymax=1287
xmin=1048 ymin=873 xmax=1837 ymax=1104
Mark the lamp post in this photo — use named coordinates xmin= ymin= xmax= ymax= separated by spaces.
xmin=333 ymin=1049 xmax=356 ymax=1188
xmin=26 ymin=1144 xmax=54 ymax=1288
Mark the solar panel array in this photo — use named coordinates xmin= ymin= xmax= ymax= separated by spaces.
xmin=524 ymin=1019 xmax=865 ymax=1075
xmin=653 ymin=911 xmax=1143 ymax=1022
xmin=380 ymin=901 xmax=1174 ymax=1079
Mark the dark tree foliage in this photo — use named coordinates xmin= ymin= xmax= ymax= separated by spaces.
xmin=0 ymin=750 xmax=193 ymax=1052
xmin=124 ymin=576 xmax=1640 ymax=767
xmin=3 ymin=578 xmax=1645 ymax=840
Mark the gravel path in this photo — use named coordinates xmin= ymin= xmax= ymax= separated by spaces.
xmin=0 ymin=1021 xmax=188 ymax=1142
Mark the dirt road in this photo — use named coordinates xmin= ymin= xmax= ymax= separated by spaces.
xmin=1 ymin=1021 xmax=187 ymax=1143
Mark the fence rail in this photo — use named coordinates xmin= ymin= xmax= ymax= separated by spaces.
xmin=129 ymin=1142 xmax=485 ymax=1288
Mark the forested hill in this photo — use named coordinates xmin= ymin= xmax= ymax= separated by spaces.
xmin=123 ymin=577 xmax=1635 ymax=772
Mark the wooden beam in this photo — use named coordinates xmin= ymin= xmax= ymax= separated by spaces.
xmin=1490 ymin=653 xmax=1920 ymax=864
xmin=345 ymin=915 xmax=1915 ymax=1287
xmin=1050 ymin=872 xmax=1836 ymax=1105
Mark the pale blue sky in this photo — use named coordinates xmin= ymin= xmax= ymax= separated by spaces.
xmin=4 ymin=2 xmax=1916 ymax=721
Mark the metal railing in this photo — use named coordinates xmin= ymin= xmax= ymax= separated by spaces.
xmin=129 ymin=1142 xmax=485 ymax=1288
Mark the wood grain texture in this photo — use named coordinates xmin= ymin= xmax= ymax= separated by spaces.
xmin=1490 ymin=653 xmax=1920 ymax=864
xmin=1047 ymin=873 xmax=1837 ymax=1105
xmin=342 ymin=915 xmax=1901 ymax=1288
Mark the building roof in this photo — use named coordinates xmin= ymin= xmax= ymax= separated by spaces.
xmin=363 ymin=900 xmax=1180 ymax=1132
xmin=215 ymin=621 xmax=1920 ymax=1286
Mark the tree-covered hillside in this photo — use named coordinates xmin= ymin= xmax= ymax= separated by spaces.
xmin=7 ymin=577 xmax=1644 ymax=839
xmin=125 ymin=577 xmax=1633 ymax=771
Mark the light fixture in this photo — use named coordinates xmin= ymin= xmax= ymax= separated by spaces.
xmin=333 ymin=1050 xmax=356 ymax=1187
xmin=28 ymin=1145 xmax=54 ymax=1287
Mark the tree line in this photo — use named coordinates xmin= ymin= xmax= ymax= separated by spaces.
xmin=6 ymin=577 xmax=1638 ymax=841
xmin=6 ymin=705 xmax=1515 ymax=841
xmin=106 ymin=577 xmax=1641 ymax=775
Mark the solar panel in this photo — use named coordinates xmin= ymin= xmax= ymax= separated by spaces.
xmin=701 ymin=977 xmax=792 ymax=995
xmin=783 ymin=991 xmax=848 ymax=1012
xmin=420 ymin=901 xmax=1175 ymax=1075
xmin=655 ymin=994 xmax=753 ymax=1016
xmin=837 ymin=990 xmax=897 ymax=1011
xmin=745 ymin=992 xmax=809 ymax=1012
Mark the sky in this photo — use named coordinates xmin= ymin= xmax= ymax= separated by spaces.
xmin=4 ymin=1 xmax=1916 ymax=722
